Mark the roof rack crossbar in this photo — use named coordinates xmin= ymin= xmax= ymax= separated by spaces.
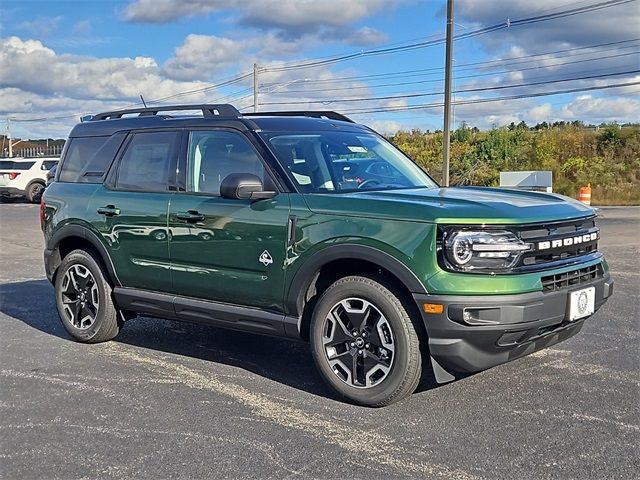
xmin=244 ymin=110 xmax=354 ymax=123
xmin=91 ymin=104 xmax=241 ymax=121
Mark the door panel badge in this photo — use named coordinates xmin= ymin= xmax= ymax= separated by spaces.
xmin=259 ymin=250 xmax=273 ymax=266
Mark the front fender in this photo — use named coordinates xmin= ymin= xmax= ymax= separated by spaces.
xmin=285 ymin=241 xmax=428 ymax=317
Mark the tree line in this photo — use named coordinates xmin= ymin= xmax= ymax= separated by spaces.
xmin=389 ymin=123 xmax=640 ymax=205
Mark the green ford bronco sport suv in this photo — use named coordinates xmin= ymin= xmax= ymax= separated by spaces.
xmin=42 ymin=104 xmax=613 ymax=406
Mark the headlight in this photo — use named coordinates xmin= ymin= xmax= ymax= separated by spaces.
xmin=442 ymin=230 xmax=533 ymax=272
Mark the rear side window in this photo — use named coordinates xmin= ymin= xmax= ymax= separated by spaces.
xmin=59 ymin=134 xmax=124 ymax=183
xmin=115 ymin=131 xmax=178 ymax=191
xmin=0 ymin=161 xmax=35 ymax=170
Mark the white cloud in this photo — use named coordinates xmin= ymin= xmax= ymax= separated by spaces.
xmin=163 ymin=34 xmax=245 ymax=81
xmin=367 ymin=119 xmax=404 ymax=134
xmin=386 ymin=99 xmax=409 ymax=109
xmin=123 ymin=0 xmax=234 ymax=23
xmin=454 ymin=0 xmax=639 ymax=53
xmin=19 ymin=16 xmax=63 ymax=37
xmin=249 ymin=60 xmax=376 ymax=112
xmin=558 ymin=95 xmax=640 ymax=122
xmin=122 ymin=0 xmax=398 ymax=47
xmin=0 ymin=36 xmax=228 ymax=138
xmin=340 ymin=26 xmax=387 ymax=46
xmin=0 ymin=36 xmax=208 ymax=101
xmin=72 ymin=20 xmax=92 ymax=37
xmin=452 ymin=1 xmax=639 ymax=89
xmin=442 ymin=90 xmax=640 ymax=129
xmin=238 ymin=0 xmax=391 ymax=30
xmin=529 ymin=103 xmax=552 ymax=123
xmin=0 ymin=35 xmax=382 ymax=137
xmin=123 ymin=0 xmax=398 ymax=27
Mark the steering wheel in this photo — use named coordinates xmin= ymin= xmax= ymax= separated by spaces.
xmin=357 ymin=179 xmax=382 ymax=189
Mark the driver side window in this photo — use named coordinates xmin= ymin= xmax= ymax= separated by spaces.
xmin=187 ymin=131 xmax=270 ymax=195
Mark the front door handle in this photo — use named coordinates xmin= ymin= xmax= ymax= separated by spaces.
xmin=97 ymin=205 xmax=120 ymax=216
xmin=176 ymin=210 xmax=205 ymax=222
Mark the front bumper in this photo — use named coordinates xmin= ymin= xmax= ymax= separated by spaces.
xmin=414 ymin=271 xmax=613 ymax=382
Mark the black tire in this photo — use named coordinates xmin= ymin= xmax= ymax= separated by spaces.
xmin=54 ymin=249 xmax=122 ymax=343
xmin=27 ymin=182 xmax=45 ymax=203
xmin=310 ymin=275 xmax=422 ymax=407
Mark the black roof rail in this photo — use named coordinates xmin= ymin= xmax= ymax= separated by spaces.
xmin=244 ymin=110 xmax=354 ymax=123
xmin=91 ymin=104 xmax=241 ymax=121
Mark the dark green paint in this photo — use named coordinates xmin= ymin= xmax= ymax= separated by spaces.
xmin=167 ymin=192 xmax=290 ymax=311
xmin=45 ymin=177 xmax=602 ymax=315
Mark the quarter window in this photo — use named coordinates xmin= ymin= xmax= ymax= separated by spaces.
xmin=116 ymin=132 xmax=178 ymax=191
xmin=42 ymin=160 xmax=58 ymax=171
xmin=187 ymin=131 xmax=270 ymax=195
xmin=59 ymin=134 xmax=125 ymax=183
xmin=59 ymin=137 xmax=108 ymax=182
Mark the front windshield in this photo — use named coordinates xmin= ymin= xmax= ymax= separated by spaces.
xmin=261 ymin=131 xmax=438 ymax=193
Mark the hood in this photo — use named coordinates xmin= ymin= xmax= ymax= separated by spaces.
xmin=303 ymin=186 xmax=595 ymax=224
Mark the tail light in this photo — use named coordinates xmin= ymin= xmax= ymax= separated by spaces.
xmin=40 ymin=196 xmax=45 ymax=231
xmin=8 ymin=172 xmax=20 ymax=180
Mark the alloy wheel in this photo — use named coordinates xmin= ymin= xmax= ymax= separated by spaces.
xmin=60 ymin=264 xmax=100 ymax=329
xmin=322 ymin=297 xmax=395 ymax=388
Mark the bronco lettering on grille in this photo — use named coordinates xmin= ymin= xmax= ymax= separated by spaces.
xmin=537 ymin=232 xmax=598 ymax=251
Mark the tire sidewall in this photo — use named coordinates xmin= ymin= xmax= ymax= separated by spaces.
xmin=310 ymin=277 xmax=418 ymax=406
xmin=28 ymin=182 xmax=45 ymax=203
xmin=55 ymin=250 xmax=110 ymax=342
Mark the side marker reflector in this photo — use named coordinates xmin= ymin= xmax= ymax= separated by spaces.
xmin=423 ymin=303 xmax=444 ymax=314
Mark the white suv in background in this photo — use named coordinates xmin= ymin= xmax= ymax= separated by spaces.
xmin=0 ymin=157 xmax=59 ymax=203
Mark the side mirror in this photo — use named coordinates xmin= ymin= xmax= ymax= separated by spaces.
xmin=220 ymin=173 xmax=277 ymax=201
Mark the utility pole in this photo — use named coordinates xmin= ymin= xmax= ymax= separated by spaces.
xmin=442 ymin=0 xmax=454 ymax=187
xmin=253 ymin=63 xmax=259 ymax=113
xmin=7 ymin=117 xmax=12 ymax=158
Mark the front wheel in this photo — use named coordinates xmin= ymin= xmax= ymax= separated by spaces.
xmin=310 ymin=276 xmax=422 ymax=407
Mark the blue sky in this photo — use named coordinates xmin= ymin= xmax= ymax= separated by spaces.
xmin=1 ymin=0 xmax=638 ymax=139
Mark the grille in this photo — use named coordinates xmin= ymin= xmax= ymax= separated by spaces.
xmin=541 ymin=264 xmax=601 ymax=292
xmin=514 ymin=216 xmax=599 ymax=271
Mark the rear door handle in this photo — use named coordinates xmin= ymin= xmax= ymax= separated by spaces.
xmin=176 ymin=211 xmax=205 ymax=222
xmin=97 ymin=205 xmax=120 ymax=216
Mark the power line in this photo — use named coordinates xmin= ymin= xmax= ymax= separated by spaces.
xmin=9 ymin=80 xmax=638 ymax=123
xmin=350 ymin=87 xmax=640 ymax=121
xmin=10 ymin=74 xmax=255 ymax=123
xmin=263 ymin=0 xmax=636 ymax=72
xmin=133 ymin=71 xmax=253 ymax=105
xmin=11 ymin=69 xmax=638 ymax=123
xmin=259 ymin=69 xmax=640 ymax=106
xmin=342 ymin=81 xmax=640 ymax=114
xmin=266 ymin=50 xmax=639 ymax=95
xmin=9 ymin=1 xmax=637 ymax=123
xmin=261 ymin=38 xmax=640 ymax=88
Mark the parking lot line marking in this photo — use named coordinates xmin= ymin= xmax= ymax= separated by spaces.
xmin=0 ymin=369 xmax=120 ymax=398
xmin=0 ymin=421 xmax=305 ymax=477
xmin=100 ymin=342 xmax=480 ymax=480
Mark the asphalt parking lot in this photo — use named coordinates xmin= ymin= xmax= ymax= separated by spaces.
xmin=0 ymin=202 xmax=638 ymax=479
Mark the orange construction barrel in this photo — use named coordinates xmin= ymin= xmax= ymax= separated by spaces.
xmin=578 ymin=184 xmax=592 ymax=205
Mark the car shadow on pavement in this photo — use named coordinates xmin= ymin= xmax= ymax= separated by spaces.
xmin=1 ymin=279 xmax=441 ymax=401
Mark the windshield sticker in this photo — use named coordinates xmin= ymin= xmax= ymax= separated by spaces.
xmin=347 ymin=146 xmax=367 ymax=153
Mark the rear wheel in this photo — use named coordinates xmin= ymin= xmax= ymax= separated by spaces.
xmin=54 ymin=249 xmax=122 ymax=343
xmin=310 ymin=275 xmax=422 ymax=407
xmin=27 ymin=182 xmax=45 ymax=203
